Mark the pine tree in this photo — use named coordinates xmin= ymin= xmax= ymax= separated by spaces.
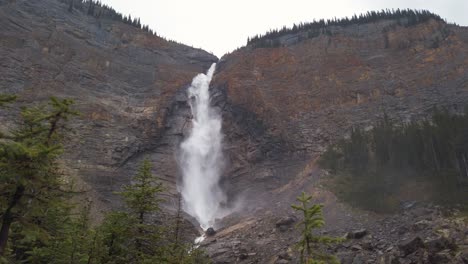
xmin=94 ymin=158 xmax=164 ymax=263
xmin=343 ymin=128 xmax=369 ymax=173
xmin=0 ymin=96 xmax=78 ymax=258
xmin=93 ymin=159 xmax=210 ymax=263
xmin=120 ymin=158 xmax=163 ymax=231
xmin=94 ymin=211 xmax=134 ymax=263
xmin=291 ymin=192 xmax=342 ymax=264
xmin=163 ymin=194 xmax=210 ymax=264
xmin=16 ymin=198 xmax=94 ymax=263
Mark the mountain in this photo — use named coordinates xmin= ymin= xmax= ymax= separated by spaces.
xmin=0 ymin=1 xmax=467 ymax=263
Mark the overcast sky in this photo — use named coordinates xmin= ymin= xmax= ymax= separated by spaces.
xmin=99 ymin=0 xmax=468 ymax=57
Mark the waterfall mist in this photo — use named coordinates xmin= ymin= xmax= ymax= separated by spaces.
xmin=179 ymin=63 xmax=227 ymax=229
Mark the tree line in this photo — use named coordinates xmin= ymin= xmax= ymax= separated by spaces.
xmin=247 ymin=9 xmax=444 ymax=48
xmin=319 ymin=109 xmax=468 ymax=212
xmin=0 ymin=95 xmax=208 ymax=263
xmin=58 ymin=0 xmax=157 ymax=36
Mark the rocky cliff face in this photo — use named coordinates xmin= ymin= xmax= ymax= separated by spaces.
xmin=214 ymin=19 xmax=468 ymax=157
xmin=0 ymin=0 xmax=217 ymax=212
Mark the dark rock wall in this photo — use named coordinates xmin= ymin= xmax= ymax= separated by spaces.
xmin=209 ymin=19 xmax=468 ymax=210
xmin=0 ymin=0 xmax=217 ymax=211
xmin=214 ymin=19 xmax=468 ymax=156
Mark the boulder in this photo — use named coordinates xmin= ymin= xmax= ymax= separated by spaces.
xmin=361 ymin=240 xmax=373 ymax=251
xmin=398 ymin=237 xmax=424 ymax=256
xmin=275 ymin=215 xmax=297 ymax=231
xmin=458 ymin=247 xmax=468 ymax=264
xmin=351 ymin=244 xmax=363 ymax=251
xmin=428 ymin=249 xmax=452 ymax=264
xmin=206 ymin=227 xmax=216 ymax=236
xmin=346 ymin=229 xmax=368 ymax=239
xmin=425 ymin=236 xmax=456 ymax=253
xmin=238 ymin=253 xmax=248 ymax=260
xmin=381 ymin=253 xmax=400 ymax=264
xmin=278 ymin=251 xmax=292 ymax=260
xmin=412 ymin=220 xmax=431 ymax=231
xmin=400 ymin=201 xmax=417 ymax=210
xmin=337 ymin=252 xmax=356 ymax=264
xmin=351 ymin=253 xmax=365 ymax=264
xmin=405 ymin=248 xmax=429 ymax=263
xmin=397 ymin=226 xmax=409 ymax=235
xmin=275 ymin=215 xmax=297 ymax=227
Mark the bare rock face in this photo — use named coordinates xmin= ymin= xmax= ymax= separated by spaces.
xmin=213 ymin=19 xmax=468 ymax=159
xmin=0 ymin=0 xmax=217 ymax=213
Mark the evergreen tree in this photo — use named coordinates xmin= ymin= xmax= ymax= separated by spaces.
xmin=163 ymin=194 xmax=210 ymax=264
xmin=92 ymin=158 xmax=164 ymax=263
xmin=119 ymin=158 xmax=163 ymax=260
xmin=343 ymin=128 xmax=369 ymax=173
xmin=93 ymin=211 xmax=134 ymax=263
xmin=0 ymin=96 xmax=78 ymax=259
xmin=291 ymin=192 xmax=342 ymax=264
xmin=15 ymin=198 xmax=94 ymax=263
xmin=93 ymin=158 xmax=209 ymax=263
xmin=319 ymin=108 xmax=468 ymax=211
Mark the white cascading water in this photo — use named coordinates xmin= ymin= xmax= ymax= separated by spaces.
xmin=179 ymin=63 xmax=226 ymax=230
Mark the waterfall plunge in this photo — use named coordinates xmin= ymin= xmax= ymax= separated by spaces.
xmin=179 ymin=63 xmax=226 ymax=230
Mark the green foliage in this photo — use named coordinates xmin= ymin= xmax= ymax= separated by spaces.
xmin=0 ymin=94 xmax=16 ymax=107
xmin=13 ymin=200 xmax=95 ymax=264
xmin=319 ymin=108 xmax=468 ymax=212
xmin=247 ymin=9 xmax=444 ymax=48
xmin=92 ymin=159 xmax=210 ymax=264
xmin=0 ymin=97 xmax=209 ymax=263
xmin=120 ymin=159 xmax=164 ymax=221
xmin=292 ymin=192 xmax=342 ymax=264
xmin=92 ymin=211 xmax=135 ymax=263
xmin=0 ymin=96 xmax=79 ymax=260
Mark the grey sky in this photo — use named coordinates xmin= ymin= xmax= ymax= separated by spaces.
xmin=99 ymin=0 xmax=468 ymax=57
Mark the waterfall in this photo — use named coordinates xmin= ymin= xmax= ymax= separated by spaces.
xmin=179 ymin=63 xmax=226 ymax=230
